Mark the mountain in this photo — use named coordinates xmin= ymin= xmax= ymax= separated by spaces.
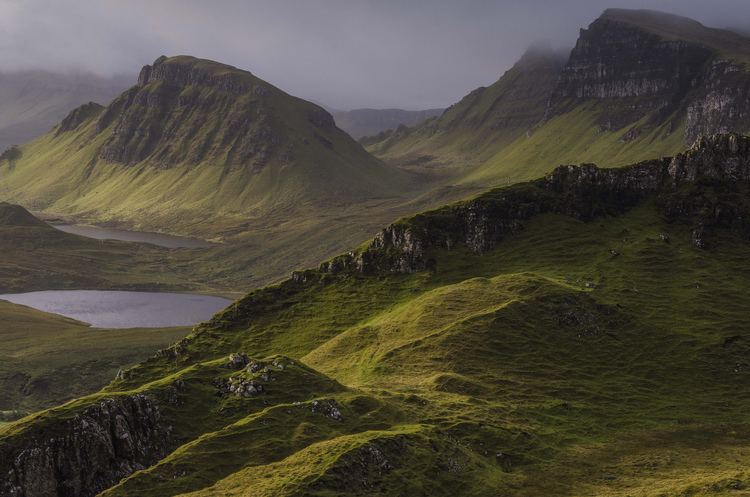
xmin=0 ymin=56 xmax=409 ymax=235
xmin=330 ymin=107 xmax=444 ymax=139
xmin=369 ymin=9 xmax=750 ymax=187
xmin=4 ymin=134 xmax=750 ymax=496
xmin=367 ymin=45 xmax=568 ymax=175
xmin=0 ymin=70 xmax=129 ymax=150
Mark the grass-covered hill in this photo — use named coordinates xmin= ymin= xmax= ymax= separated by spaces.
xmin=0 ymin=56 xmax=410 ymax=236
xmin=4 ymin=134 xmax=750 ymax=496
xmin=369 ymin=9 xmax=750 ymax=189
xmin=0 ymin=202 xmax=211 ymax=294
xmin=0 ymin=300 xmax=188 ymax=418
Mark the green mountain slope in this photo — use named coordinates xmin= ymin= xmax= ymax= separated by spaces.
xmin=4 ymin=134 xmax=750 ymax=496
xmin=0 ymin=56 xmax=409 ymax=236
xmin=369 ymin=9 xmax=750 ymax=189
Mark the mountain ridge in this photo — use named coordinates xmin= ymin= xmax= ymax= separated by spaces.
xmin=4 ymin=133 xmax=750 ymax=496
xmin=368 ymin=8 xmax=750 ymax=190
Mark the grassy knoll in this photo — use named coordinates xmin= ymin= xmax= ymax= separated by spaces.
xmin=8 ymin=178 xmax=748 ymax=495
xmin=0 ymin=300 xmax=189 ymax=416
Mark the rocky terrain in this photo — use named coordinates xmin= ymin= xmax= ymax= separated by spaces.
xmin=368 ymin=9 xmax=750 ymax=186
xmin=0 ymin=395 xmax=169 ymax=497
xmin=4 ymin=133 xmax=750 ymax=496
xmin=332 ymin=133 xmax=750 ymax=274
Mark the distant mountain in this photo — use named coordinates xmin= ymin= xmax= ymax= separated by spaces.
xmin=369 ymin=9 xmax=750 ymax=186
xmin=0 ymin=56 xmax=409 ymax=236
xmin=330 ymin=107 xmax=443 ymax=139
xmin=0 ymin=70 xmax=129 ymax=150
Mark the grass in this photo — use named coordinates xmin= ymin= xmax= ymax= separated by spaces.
xmin=6 ymin=185 xmax=750 ymax=495
xmin=0 ymin=300 xmax=189 ymax=416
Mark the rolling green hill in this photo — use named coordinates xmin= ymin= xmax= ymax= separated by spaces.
xmin=0 ymin=300 xmax=189 ymax=417
xmin=0 ymin=202 xmax=212 ymax=294
xmin=369 ymin=9 xmax=750 ymax=189
xmin=4 ymin=134 xmax=750 ymax=496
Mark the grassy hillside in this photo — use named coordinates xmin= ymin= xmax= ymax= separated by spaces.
xmin=5 ymin=136 xmax=750 ymax=496
xmin=368 ymin=9 xmax=750 ymax=193
xmin=367 ymin=45 xmax=568 ymax=179
xmin=0 ymin=56 xmax=411 ymax=237
xmin=0 ymin=300 xmax=189 ymax=417
xmin=0 ymin=202 xmax=216 ymax=294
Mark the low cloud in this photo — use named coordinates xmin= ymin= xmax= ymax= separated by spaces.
xmin=1 ymin=0 xmax=749 ymax=109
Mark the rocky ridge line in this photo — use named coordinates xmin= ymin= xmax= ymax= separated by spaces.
xmin=312 ymin=133 xmax=750 ymax=276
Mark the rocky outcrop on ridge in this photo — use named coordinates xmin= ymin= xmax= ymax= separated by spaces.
xmin=320 ymin=133 xmax=750 ymax=274
xmin=0 ymin=394 xmax=170 ymax=497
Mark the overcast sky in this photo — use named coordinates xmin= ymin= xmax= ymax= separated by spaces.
xmin=1 ymin=0 xmax=750 ymax=110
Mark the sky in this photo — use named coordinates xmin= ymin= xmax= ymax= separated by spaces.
xmin=1 ymin=0 xmax=750 ymax=110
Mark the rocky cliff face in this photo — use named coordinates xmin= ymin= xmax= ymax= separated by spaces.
xmin=0 ymin=394 xmax=170 ymax=497
xmin=547 ymin=10 xmax=750 ymax=143
xmin=321 ymin=133 xmax=750 ymax=275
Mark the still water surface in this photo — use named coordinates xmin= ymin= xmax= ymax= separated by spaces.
xmin=0 ymin=290 xmax=231 ymax=328
xmin=53 ymin=224 xmax=213 ymax=249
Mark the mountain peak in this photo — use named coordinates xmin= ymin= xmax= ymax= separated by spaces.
xmin=592 ymin=7 xmax=750 ymax=62
xmin=136 ymin=55 xmax=262 ymax=95
xmin=599 ymin=8 xmax=706 ymax=31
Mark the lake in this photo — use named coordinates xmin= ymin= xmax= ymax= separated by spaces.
xmin=52 ymin=224 xmax=214 ymax=249
xmin=0 ymin=290 xmax=232 ymax=328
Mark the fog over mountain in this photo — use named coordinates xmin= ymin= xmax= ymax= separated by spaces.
xmin=2 ymin=0 xmax=750 ymax=109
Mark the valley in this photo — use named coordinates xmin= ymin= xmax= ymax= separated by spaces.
xmin=2 ymin=5 xmax=750 ymax=497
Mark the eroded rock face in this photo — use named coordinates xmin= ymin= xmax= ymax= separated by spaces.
xmin=323 ymin=134 xmax=750 ymax=274
xmin=0 ymin=394 xmax=170 ymax=497
xmin=546 ymin=13 xmax=750 ymax=142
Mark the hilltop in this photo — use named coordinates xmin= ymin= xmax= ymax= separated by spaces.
xmin=4 ymin=134 xmax=750 ymax=496
xmin=369 ymin=9 xmax=750 ymax=188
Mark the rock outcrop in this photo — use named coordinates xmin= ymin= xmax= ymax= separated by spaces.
xmin=55 ymin=102 xmax=104 ymax=136
xmin=0 ymin=394 xmax=170 ymax=497
xmin=322 ymin=133 xmax=750 ymax=274
xmin=547 ymin=9 xmax=750 ymax=142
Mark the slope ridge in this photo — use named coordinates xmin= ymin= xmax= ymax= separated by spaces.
xmin=369 ymin=8 xmax=750 ymax=190
xmin=4 ymin=135 xmax=750 ymax=496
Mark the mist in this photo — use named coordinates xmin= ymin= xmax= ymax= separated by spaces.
xmin=2 ymin=0 xmax=750 ymax=109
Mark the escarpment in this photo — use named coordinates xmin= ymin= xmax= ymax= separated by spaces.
xmin=0 ymin=394 xmax=170 ymax=497
xmin=547 ymin=9 xmax=750 ymax=143
xmin=321 ymin=133 xmax=750 ymax=274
